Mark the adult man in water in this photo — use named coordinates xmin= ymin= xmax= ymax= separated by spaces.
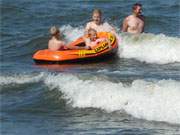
xmin=122 ymin=3 xmax=145 ymax=34
xmin=85 ymin=9 xmax=116 ymax=34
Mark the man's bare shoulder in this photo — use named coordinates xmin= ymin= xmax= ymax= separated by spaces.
xmin=124 ymin=15 xmax=132 ymax=22
xmin=128 ymin=15 xmax=135 ymax=19
xmin=86 ymin=21 xmax=93 ymax=29
xmin=86 ymin=21 xmax=94 ymax=26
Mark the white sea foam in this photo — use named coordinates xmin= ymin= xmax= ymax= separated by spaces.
xmin=60 ymin=25 xmax=180 ymax=64
xmin=44 ymin=73 xmax=180 ymax=124
xmin=119 ymin=33 xmax=180 ymax=64
xmin=0 ymin=73 xmax=44 ymax=85
xmin=61 ymin=25 xmax=84 ymax=42
xmin=1 ymin=72 xmax=180 ymax=124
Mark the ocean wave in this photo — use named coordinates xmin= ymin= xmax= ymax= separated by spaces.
xmin=60 ymin=25 xmax=180 ymax=64
xmin=0 ymin=73 xmax=44 ymax=85
xmin=1 ymin=72 xmax=180 ymax=124
xmin=43 ymin=73 xmax=180 ymax=125
xmin=119 ymin=33 xmax=180 ymax=64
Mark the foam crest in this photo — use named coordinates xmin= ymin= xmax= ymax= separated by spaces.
xmin=44 ymin=73 xmax=180 ymax=124
xmin=0 ymin=72 xmax=45 ymax=85
xmin=119 ymin=33 xmax=180 ymax=64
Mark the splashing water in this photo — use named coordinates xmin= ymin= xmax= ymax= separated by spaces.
xmin=60 ymin=25 xmax=180 ymax=64
xmin=2 ymin=72 xmax=179 ymax=124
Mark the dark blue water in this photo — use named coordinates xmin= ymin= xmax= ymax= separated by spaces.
xmin=1 ymin=0 xmax=180 ymax=135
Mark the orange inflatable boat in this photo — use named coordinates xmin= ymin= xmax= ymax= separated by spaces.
xmin=33 ymin=32 xmax=118 ymax=63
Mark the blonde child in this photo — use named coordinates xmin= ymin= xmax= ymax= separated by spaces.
xmin=84 ymin=28 xmax=111 ymax=49
xmin=48 ymin=26 xmax=68 ymax=51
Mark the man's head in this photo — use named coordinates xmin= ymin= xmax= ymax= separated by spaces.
xmin=132 ymin=3 xmax=142 ymax=16
xmin=92 ymin=9 xmax=102 ymax=25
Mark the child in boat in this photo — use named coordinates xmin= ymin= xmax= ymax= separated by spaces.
xmin=48 ymin=26 xmax=90 ymax=50
xmin=48 ymin=26 xmax=68 ymax=51
xmin=84 ymin=28 xmax=111 ymax=49
xmin=85 ymin=9 xmax=120 ymax=43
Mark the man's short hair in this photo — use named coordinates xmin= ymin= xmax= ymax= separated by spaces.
xmin=92 ymin=9 xmax=102 ymax=16
xmin=132 ymin=3 xmax=142 ymax=10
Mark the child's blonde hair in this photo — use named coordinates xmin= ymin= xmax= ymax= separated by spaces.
xmin=50 ymin=26 xmax=59 ymax=36
xmin=88 ymin=28 xmax=97 ymax=35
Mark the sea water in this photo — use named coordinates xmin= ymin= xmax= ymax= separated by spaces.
xmin=1 ymin=0 xmax=180 ymax=134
